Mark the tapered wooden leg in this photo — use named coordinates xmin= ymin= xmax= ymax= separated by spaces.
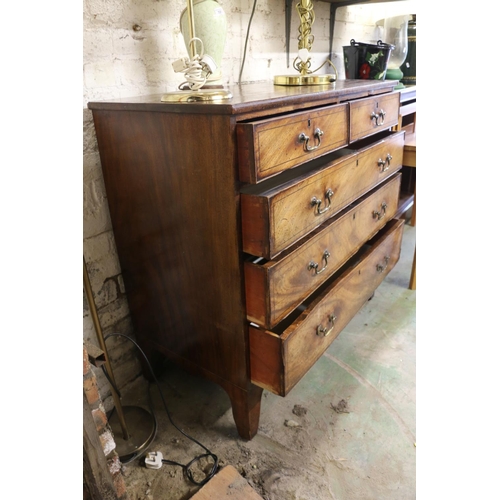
xmin=226 ymin=384 xmax=264 ymax=440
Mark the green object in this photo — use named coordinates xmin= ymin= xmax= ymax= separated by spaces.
xmin=386 ymin=68 xmax=405 ymax=89
xmin=401 ymin=15 xmax=416 ymax=86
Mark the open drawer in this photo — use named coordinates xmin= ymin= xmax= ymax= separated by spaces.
xmin=249 ymin=218 xmax=405 ymax=396
xmin=237 ymin=103 xmax=348 ymax=184
xmin=244 ymin=173 xmax=402 ymax=329
xmin=241 ymin=130 xmax=404 ymax=260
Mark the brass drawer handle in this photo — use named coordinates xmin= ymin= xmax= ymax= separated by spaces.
xmin=299 ymin=127 xmax=324 ymax=152
xmin=376 ymin=256 xmax=390 ymax=273
xmin=311 ymin=188 xmax=334 ymax=215
xmin=308 ymin=250 xmax=331 ymax=275
xmin=377 ymin=153 xmax=392 ymax=172
xmin=317 ymin=313 xmax=337 ymax=337
xmin=373 ymin=202 xmax=388 ymax=220
xmin=370 ymin=109 xmax=386 ymax=126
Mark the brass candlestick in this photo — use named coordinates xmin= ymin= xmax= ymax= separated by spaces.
xmin=84 ymin=257 xmax=156 ymax=462
xmin=275 ymin=0 xmax=337 ymax=86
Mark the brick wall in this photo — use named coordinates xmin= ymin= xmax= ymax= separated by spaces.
xmin=83 ymin=343 xmax=127 ymax=498
xmin=83 ymin=0 xmax=417 ymax=409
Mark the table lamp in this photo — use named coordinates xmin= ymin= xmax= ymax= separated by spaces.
xmin=162 ymin=0 xmax=232 ymax=102
xmin=274 ymin=0 xmax=337 ymax=86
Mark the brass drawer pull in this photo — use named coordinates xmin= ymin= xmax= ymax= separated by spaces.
xmin=373 ymin=202 xmax=388 ymax=220
xmin=311 ymin=188 xmax=334 ymax=215
xmin=317 ymin=313 xmax=337 ymax=337
xmin=376 ymin=256 xmax=390 ymax=273
xmin=370 ymin=109 xmax=386 ymax=126
xmin=377 ymin=153 xmax=392 ymax=172
xmin=299 ymin=127 xmax=324 ymax=152
xmin=308 ymin=250 xmax=331 ymax=275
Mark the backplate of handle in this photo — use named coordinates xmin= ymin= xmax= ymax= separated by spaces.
xmin=308 ymin=250 xmax=331 ymax=275
xmin=377 ymin=153 xmax=392 ymax=172
xmin=311 ymin=188 xmax=334 ymax=215
xmin=370 ymin=109 xmax=386 ymax=126
xmin=317 ymin=313 xmax=337 ymax=337
xmin=376 ymin=256 xmax=390 ymax=273
xmin=299 ymin=127 xmax=324 ymax=152
xmin=373 ymin=202 xmax=387 ymax=220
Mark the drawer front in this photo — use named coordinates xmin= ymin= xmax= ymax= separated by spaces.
xmin=237 ymin=103 xmax=348 ymax=183
xmin=350 ymin=92 xmax=400 ymax=142
xmin=249 ymin=218 xmax=405 ymax=396
xmin=244 ymin=173 xmax=402 ymax=329
xmin=241 ymin=131 xmax=404 ymax=259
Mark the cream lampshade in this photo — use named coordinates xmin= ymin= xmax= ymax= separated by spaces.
xmin=162 ymin=0 xmax=232 ymax=102
xmin=180 ymin=0 xmax=227 ymax=87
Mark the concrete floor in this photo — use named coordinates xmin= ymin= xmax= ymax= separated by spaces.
xmin=117 ymin=221 xmax=416 ymax=500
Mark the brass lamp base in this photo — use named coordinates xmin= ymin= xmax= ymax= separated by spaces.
xmin=274 ymin=74 xmax=336 ymax=86
xmin=161 ymin=88 xmax=232 ymax=102
xmin=108 ymin=406 xmax=157 ymax=462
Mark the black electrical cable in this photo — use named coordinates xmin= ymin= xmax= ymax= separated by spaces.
xmin=238 ymin=0 xmax=258 ymax=84
xmin=103 ymin=332 xmax=219 ymax=487
xmin=100 ymin=365 xmax=122 ymax=399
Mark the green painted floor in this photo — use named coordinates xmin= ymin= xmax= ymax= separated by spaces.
xmin=120 ymin=221 xmax=416 ymax=500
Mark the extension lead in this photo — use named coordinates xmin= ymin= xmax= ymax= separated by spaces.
xmin=103 ymin=332 xmax=219 ymax=487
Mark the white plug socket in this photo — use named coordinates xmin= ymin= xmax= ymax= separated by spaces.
xmin=145 ymin=451 xmax=163 ymax=469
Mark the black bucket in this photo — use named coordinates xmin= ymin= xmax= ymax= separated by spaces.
xmin=343 ymin=39 xmax=394 ymax=80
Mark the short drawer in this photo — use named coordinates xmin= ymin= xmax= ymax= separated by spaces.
xmin=350 ymin=92 xmax=400 ymax=142
xmin=241 ymin=131 xmax=405 ymax=259
xmin=244 ymin=173 xmax=401 ymax=329
xmin=237 ymin=103 xmax=348 ymax=183
xmin=249 ymin=218 xmax=405 ymax=396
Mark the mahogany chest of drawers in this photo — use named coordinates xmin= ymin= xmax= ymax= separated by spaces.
xmin=88 ymin=80 xmax=405 ymax=440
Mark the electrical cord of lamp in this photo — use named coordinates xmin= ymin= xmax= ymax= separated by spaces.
xmin=101 ymin=332 xmax=219 ymax=487
xmin=238 ymin=0 xmax=258 ymax=84
xmin=238 ymin=0 xmax=339 ymax=83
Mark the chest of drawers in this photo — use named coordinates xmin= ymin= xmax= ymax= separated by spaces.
xmin=88 ymin=80 xmax=405 ymax=440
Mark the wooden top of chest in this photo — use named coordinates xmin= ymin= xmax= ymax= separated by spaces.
xmin=87 ymin=80 xmax=397 ymax=119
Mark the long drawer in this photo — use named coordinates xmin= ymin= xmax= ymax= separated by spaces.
xmin=241 ymin=131 xmax=405 ymax=259
xmin=249 ymin=218 xmax=405 ymax=396
xmin=244 ymin=173 xmax=401 ymax=329
xmin=237 ymin=103 xmax=348 ymax=183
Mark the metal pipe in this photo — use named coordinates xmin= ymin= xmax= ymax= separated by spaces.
xmin=83 ymin=257 xmax=129 ymax=440
xmin=186 ymin=0 xmax=196 ymax=59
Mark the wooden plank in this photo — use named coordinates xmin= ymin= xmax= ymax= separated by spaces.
xmin=190 ymin=466 xmax=264 ymax=500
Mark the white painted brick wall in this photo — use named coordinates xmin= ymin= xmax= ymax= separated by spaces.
xmin=83 ymin=0 xmax=417 ymax=407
